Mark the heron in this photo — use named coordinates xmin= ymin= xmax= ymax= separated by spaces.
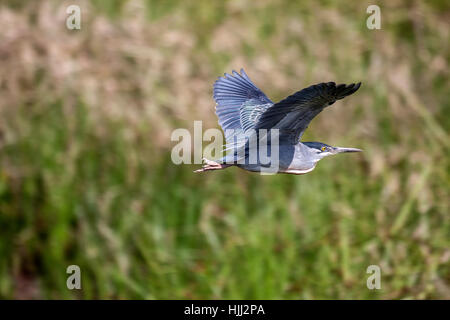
xmin=195 ymin=69 xmax=362 ymax=175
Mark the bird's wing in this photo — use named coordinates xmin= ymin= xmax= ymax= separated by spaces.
xmin=255 ymin=82 xmax=361 ymax=144
xmin=214 ymin=69 xmax=273 ymax=139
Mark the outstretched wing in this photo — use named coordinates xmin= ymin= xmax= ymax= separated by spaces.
xmin=214 ymin=69 xmax=273 ymax=140
xmin=255 ymin=82 xmax=361 ymax=144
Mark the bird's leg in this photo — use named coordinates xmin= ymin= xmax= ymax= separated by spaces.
xmin=194 ymin=158 xmax=231 ymax=173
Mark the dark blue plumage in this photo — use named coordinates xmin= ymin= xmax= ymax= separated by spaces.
xmin=214 ymin=69 xmax=272 ymax=134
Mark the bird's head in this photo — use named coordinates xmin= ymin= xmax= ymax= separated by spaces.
xmin=303 ymin=142 xmax=362 ymax=161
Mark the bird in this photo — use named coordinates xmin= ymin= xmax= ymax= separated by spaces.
xmin=194 ymin=69 xmax=362 ymax=175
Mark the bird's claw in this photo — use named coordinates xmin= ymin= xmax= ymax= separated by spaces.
xmin=194 ymin=158 xmax=225 ymax=173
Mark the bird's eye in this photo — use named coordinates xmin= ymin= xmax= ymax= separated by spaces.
xmin=321 ymin=146 xmax=327 ymax=151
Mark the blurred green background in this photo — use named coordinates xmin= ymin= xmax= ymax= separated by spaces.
xmin=0 ymin=0 xmax=449 ymax=299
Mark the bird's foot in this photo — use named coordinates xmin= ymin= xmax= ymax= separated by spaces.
xmin=194 ymin=158 xmax=230 ymax=173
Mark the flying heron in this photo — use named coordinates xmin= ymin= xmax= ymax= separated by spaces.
xmin=195 ymin=69 xmax=362 ymax=175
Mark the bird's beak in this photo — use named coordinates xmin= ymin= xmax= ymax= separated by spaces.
xmin=333 ymin=147 xmax=363 ymax=154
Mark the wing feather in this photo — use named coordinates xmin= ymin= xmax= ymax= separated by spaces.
xmin=255 ymin=82 xmax=361 ymax=143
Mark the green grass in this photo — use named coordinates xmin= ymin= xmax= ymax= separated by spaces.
xmin=0 ymin=0 xmax=448 ymax=299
